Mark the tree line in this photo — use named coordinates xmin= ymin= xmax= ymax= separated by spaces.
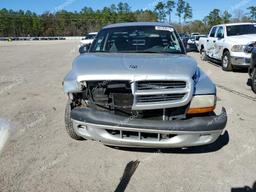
xmin=0 ymin=2 xmax=157 ymax=37
xmin=0 ymin=1 xmax=256 ymax=37
xmin=181 ymin=7 xmax=256 ymax=34
xmin=154 ymin=0 xmax=256 ymax=34
xmin=154 ymin=0 xmax=192 ymax=24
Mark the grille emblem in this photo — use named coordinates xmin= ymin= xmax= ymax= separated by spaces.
xmin=129 ymin=64 xmax=138 ymax=69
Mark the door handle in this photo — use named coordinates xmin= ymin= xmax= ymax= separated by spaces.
xmin=207 ymin=40 xmax=209 ymax=42
xmin=213 ymin=40 xmax=216 ymax=43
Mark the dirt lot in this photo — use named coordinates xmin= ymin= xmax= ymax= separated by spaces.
xmin=0 ymin=40 xmax=256 ymax=192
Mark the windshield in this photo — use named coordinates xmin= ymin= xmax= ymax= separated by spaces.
xmin=227 ymin=24 xmax=256 ymax=36
xmin=90 ymin=26 xmax=184 ymax=54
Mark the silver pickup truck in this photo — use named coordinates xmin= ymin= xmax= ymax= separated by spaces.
xmin=63 ymin=22 xmax=227 ymax=148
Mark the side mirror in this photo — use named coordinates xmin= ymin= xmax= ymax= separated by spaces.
xmin=79 ymin=44 xmax=90 ymax=54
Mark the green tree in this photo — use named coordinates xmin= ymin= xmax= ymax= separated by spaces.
xmin=41 ymin=12 xmax=57 ymax=36
xmin=135 ymin=10 xmax=157 ymax=22
xmin=176 ymin=0 xmax=185 ymax=24
xmin=165 ymin=0 xmax=175 ymax=23
xmin=154 ymin=1 xmax=166 ymax=22
xmin=0 ymin=8 xmax=12 ymax=36
xmin=222 ymin=10 xmax=232 ymax=23
xmin=247 ymin=6 xmax=256 ymax=21
xmin=183 ymin=3 xmax=192 ymax=23
xmin=0 ymin=2 xmax=159 ymax=37
xmin=117 ymin=2 xmax=130 ymax=13
xmin=101 ymin=7 xmax=114 ymax=25
xmin=188 ymin=20 xmax=207 ymax=34
xmin=31 ymin=13 xmax=42 ymax=36
xmin=24 ymin=10 xmax=33 ymax=36
xmin=206 ymin=9 xmax=222 ymax=27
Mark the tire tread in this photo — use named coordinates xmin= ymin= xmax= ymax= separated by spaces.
xmin=65 ymin=101 xmax=83 ymax=140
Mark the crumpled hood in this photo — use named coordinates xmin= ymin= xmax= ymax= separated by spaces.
xmin=71 ymin=53 xmax=197 ymax=81
xmin=227 ymin=34 xmax=256 ymax=45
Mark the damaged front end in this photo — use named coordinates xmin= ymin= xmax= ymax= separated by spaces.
xmin=64 ymin=78 xmax=227 ymax=148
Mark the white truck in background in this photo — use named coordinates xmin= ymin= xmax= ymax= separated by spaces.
xmin=198 ymin=23 xmax=256 ymax=71
xmin=79 ymin=32 xmax=98 ymax=47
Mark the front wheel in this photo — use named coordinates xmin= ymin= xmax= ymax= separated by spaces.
xmin=222 ymin=51 xmax=233 ymax=71
xmin=65 ymin=100 xmax=83 ymax=140
xmin=252 ymin=69 xmax=256 ymax=94
xmin=200 ymin=48 xmax=208 ymax=61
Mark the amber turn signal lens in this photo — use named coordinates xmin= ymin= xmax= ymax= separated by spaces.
xmin=187 ymin=106 xmax=215 ymax=114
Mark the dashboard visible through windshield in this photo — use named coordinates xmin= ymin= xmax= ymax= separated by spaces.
xmin=90 ymin=26 xmax=184 ymax=54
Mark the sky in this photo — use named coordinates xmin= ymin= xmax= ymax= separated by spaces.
xmin=0 ymin=0 xmax=255 ymax=21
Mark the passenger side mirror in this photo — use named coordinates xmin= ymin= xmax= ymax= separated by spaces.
xmin=79 ymin=44 xmax=90 ymax=54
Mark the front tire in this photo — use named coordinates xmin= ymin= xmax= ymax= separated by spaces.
xmin=65 ymin=101 xmax=83 ymax=140
xmin=222 ymin=51 xmax=233 ymax=71
xmin=252 ymin=69 xmax=256 ymax=94
xmin=200 ymin=48 xmax=208 ymax=61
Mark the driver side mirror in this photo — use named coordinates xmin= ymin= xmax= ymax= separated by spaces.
xmin=79 ymin=44 xmax=90 ymax=54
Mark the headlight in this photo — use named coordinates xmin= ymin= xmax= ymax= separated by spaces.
xmin=63 ymin=80 xmax=86 ymax=93
xmin=231 ymin=45 xmax=245 ymax=52
xmin=187 ymin=95 xmax=216 ymax=114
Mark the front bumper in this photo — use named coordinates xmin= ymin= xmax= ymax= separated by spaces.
xmin=71 ymin=108 xmax=227 ymax=148
xmin=230 ymin=56 xmax=251 ymax=67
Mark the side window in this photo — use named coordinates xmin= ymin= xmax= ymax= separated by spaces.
xmin=216 ymin=27 xmax=224 ymax=38
xmin=209 ymin=27 xmax=217 ymax=37
xmin=93 ymin=32 xmax=107 ymax=51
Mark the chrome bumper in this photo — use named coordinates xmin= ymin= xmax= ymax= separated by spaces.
xmin=71 ymin=108 xmax=227 ymax=148
xmin=230 ymin=56 xmax=251 ymax=67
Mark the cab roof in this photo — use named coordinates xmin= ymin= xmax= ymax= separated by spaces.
xmin=103 ymin=22 xmax=174 ymax=29
xmin=214 ymin=22 xmax=256 ymax=27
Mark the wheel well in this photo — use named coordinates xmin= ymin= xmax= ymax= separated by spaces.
xmin=223 ymin=48 xmax=229 ymax=55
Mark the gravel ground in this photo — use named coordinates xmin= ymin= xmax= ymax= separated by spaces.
xmin=0 ymin=40 xmax=255 ymax=192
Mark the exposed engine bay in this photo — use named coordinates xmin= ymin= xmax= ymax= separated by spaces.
xmin=70 ymin=81 xmax=189 ymax=121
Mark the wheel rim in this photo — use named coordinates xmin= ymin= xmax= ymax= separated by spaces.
xmin=201 ymin=50 xmax=206 ymax=59
xmin=253 ymin=76 xmax=256 ymax=88
xmin=223 ymin=56 xmax=229 ymax=68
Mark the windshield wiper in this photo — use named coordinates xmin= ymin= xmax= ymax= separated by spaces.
xmin=90 ymin=50 xmax=182 ymax=54
xmin=134 ymin=51 xmax=160 ymax=53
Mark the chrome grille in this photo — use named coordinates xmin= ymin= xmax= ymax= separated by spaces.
xmin=137 ymin=81 xmax=186 ymax=90
xmin=131 ymin=79 xmax=193 ymax=110
xmin=137 ymin=93 xmax=186 ymax=103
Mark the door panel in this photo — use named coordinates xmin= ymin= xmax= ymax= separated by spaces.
xmin=213 ymin=26 xmax=225 ymax=60
xmin=205 ymin=27 xmax=218 ymax=58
